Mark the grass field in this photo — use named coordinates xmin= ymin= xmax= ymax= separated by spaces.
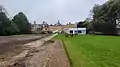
xmin=54 ymin=34 xmax=120 ymax=67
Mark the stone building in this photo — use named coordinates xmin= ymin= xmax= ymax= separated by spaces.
xmin=48 ymin=22 xmax=75 ymax=32
xmin=31 ymin=21 xmax=49 ymax=33
xmin=31 ymin=20 xmax=76 ymax=33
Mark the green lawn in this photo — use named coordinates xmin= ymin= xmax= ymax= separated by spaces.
xmin=54 ymin=34 xmax=120 ymax=67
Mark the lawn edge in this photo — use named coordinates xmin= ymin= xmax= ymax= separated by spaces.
xmin=61 ymin=40 xmax=73 ymax=67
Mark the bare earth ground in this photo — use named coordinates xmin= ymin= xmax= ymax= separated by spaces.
xmin=0 ymin=34 xmax=47 ymax=54
xmin=0 ymin=34 xmax=47 ymax=66
xmin=0 ymin=34 xmax=70 ymax=67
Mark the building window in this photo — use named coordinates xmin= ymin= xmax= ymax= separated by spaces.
xmin=70 ymin=30 xmax=73 ymax=34
xmin=75 ymin=30 xmax=77 ymax=33
xmin=78 ymin=30 xmax=82 ymax=33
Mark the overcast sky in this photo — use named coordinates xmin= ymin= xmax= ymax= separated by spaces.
xmin=0 ymin=0 xmax=107 ymax=24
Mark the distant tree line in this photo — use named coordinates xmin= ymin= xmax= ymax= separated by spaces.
xmin=0 ymin=5 xmax=31 ymax=36
xmin=77 ymin=0 xmax=120 ymax=35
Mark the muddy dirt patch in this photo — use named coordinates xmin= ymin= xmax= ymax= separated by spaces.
xmin=25 ymin=40 xmax=70 ymax=67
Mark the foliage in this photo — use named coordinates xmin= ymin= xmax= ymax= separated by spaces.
xmin=91 ymin=0 xmax=120 ymax=34
xmin=0 ymin=6 xmax=32 ymax=36
xmin=77 ymin=21 xmax=87 ymax=28
xmin=40 ymin=31 xmax=47 ymax=34
xmin=77 ymin=19 xmax=90 ymax=33
xmin=0 ymin=11 xmax=19 ymax=35
xmin=12 ymin=12 xmax=31 ymax=34
xmin=47 ymin=31 xmax=53 ymax=34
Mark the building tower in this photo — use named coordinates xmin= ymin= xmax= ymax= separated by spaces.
xmin=56 ymin=20 xmax=61 ymax=26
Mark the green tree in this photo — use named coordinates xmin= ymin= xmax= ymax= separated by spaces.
xmin=0 ymin=8 xmax=19 ymax=35
xmin=91 ymin=0 xmax=120 ymax=34
xmin=77 ymin=19 xmax=89 ymax=28
xmin=12 ymin=12 xmax=31 ymax=34
xmin=77 ymin=21 xmax=85 ymax=28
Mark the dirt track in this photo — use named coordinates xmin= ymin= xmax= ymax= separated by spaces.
xmin=0 ymin=35 xmax=46 ymax=54
xmin=25 ymin=40 xmax=70 ymax=67
xmin=0 ymin=34 xmax=70 ymax=67
xmin=0 ymin=34 xmax=47 ymax=64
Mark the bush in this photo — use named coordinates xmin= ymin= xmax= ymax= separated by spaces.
xmin=40 ymin=31 xmax=46 ymax=34
xmin=47 ymin=31 xmax=53 ymax=34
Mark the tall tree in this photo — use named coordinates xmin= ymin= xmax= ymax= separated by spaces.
xmin=12 ymin=12 xmax=31 ymax=34
xmin=77 ymin=21 xmax=88 ymax=28
xmin=91 ymin=0 xmax=120 ymax=34
xmin=0 ymin=6 xmax=19 ymax=35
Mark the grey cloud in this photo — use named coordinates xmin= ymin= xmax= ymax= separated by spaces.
xmin=0 ymin=0 xmax=107 ymax=24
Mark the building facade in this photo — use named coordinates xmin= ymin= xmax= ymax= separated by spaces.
xmin=31 ymin=21 xmax=49 ymax=33
xmin=48 ymin=23 xmax=75 ymax=32
xmin=31 ymin=21 xmax=76 ymax=33
xmin=64 ymin=28 xmax=86 ymax=35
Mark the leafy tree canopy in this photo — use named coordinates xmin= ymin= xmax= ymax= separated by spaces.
xmin=12 ymin=12 xmax=31 ymax=34
xmin=90 ymin=0 xmax=120 ymax=34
